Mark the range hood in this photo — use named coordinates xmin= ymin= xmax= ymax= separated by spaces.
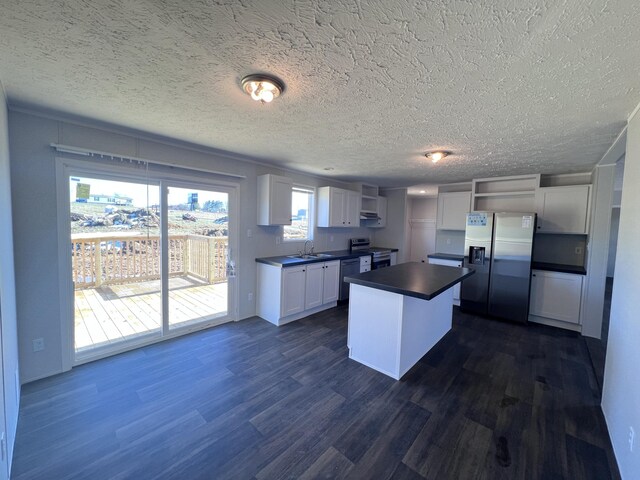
xmin=360 ymin=212 xmax=380 ymax=220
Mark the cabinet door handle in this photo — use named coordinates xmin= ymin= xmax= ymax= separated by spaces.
xmin=532 ymin=273 xmax=536 ymax=276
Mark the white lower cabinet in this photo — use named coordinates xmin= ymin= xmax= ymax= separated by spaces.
xmin=304 ymin=263 xmax=325 ymax=309
xmin=322 ymin=261 xmax=341 ymax=303
xmin=529 ymin=270 xmax=583 ymax=325
xmin=305 ymin=261 xmax=339 ymax=308
xmin=281 ymin=265 xmax=306 ymax=317
xmin=427 ymin=257 xmax=463 ymax=305
xmin=257 ymin=260 xmax=341 ymax=325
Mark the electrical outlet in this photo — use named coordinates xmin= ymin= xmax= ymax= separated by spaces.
xmin=248 ymin=292 xmax=253 ymax=302
xmin=630 ymin=427 xmax=635 ymax=452
xmin=330 ymin=235 xmax=334 ymax=242
xmin=32 ymin=338 xmax=44 ymax=352
xmin=446 ymin=238 xmax=451 ymax=245
xmin=575 ymin=246 xmax=583 ymax=255
xmin=247 ymin=229 xmax=252 ymax=238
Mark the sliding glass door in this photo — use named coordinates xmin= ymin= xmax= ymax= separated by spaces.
xmin=166 ymin=185 xmax=229 ymax=330
xmin=70 ymin=176 xmax=162 ymax=358
xmin=64 ymin=166 xmax=236 ymax=362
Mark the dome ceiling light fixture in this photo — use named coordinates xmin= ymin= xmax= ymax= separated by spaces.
xmin=241 ymin=74 xmax=285 ymax=103
xmin=425 ymin=151 xmax=450 ymax=164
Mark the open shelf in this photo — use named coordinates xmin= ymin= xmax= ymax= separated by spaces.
xmin=473 ymin=174 xmax=540 ymax=195
xmin=361 ymin=184 xmax=378 ymax=198
xmin=473 ymin=191 xmax=535 ymax=198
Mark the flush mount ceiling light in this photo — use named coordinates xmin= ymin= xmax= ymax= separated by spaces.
xmin=425 ymin=151 xmax=450 ymax=164
xmin=241 ymin=74 xmax=284 ymax=103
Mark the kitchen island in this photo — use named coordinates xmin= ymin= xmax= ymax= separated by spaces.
xmin=345 ymin=262 xmax=474 ymax=380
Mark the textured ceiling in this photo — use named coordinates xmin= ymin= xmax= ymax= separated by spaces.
xmin=1 ymin=0 xmax=640 ymax=187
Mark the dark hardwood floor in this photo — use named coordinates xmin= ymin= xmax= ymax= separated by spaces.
xmin=584 ymin=276 xmax=614 ymax=395
xmin=12 ymin=306 xmax=620 ymax=479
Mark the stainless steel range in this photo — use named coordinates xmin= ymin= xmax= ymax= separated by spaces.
xmin=349 ymin=238 xmax=392 ymax=269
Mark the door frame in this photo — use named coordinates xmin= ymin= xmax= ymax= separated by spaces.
xmin=162 ymin=179 xmax=238 ymax=333
xmin=55 ymin=157 xmax=240 ymax=368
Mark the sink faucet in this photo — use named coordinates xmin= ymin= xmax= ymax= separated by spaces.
xmin=303 ymin=240 xmax=314 ymax=256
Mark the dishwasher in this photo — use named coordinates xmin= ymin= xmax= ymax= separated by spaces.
xmin=339 ymin=258 xmax=361 ymax=301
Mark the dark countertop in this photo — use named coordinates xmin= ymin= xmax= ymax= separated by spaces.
xmin=256 ymin=249 xmax=372 ymax=267
xmin=426 ymin=254 xmax=586 ymax=275
xmin=532 ymin=262 xmax=587 ymax=275
xmin=256 ymin=246 xmax=399 ymax=267
xmin=345 ymin=262 xmax=474 ymax=301
xmin=427 ymin=253 xmax=464 ymax=261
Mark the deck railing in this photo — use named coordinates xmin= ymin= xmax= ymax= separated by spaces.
xmin=71 ymin=234 xmax=228 ymax=289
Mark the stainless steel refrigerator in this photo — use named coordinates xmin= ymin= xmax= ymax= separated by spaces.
xmin=460 ymin=211 xmax=536 ymax=323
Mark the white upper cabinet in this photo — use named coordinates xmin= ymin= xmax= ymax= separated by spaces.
xmin=345 ymin=190 xmax=361 ymax=227
xmin=536 ymin=185 xmax=591 ymax=234
xmin=317 ymin=186 xmax=360 ymax=227
xmin=374 ymin=196 xmax=387 ymax=228
xmin=257 ymin=174 xmax=293 ymax=226
xmin=436 ymin=191 xmax=471 ymax=230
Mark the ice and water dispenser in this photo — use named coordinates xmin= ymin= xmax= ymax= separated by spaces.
xmin=468 ymin=246 xmax=486 ymax=265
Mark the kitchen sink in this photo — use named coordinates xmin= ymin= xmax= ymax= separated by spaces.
xmin=286 ymin=253 xmax=334 ymax=259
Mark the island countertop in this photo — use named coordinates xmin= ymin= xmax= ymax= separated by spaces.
xmin=345 ymin=262 xmax=474 ymax=301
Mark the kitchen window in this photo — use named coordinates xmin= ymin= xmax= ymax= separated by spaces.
xmin=283 ymin=186 xmax=314 ymax=242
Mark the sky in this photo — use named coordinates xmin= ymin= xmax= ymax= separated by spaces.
xmin=70 ymin=176 xmax=228 ymax=208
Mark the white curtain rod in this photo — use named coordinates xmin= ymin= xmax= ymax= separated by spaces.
xmin=50 ymin=143 xmax=247 ymax=179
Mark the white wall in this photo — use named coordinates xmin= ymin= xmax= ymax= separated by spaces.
xmin=0 ymin=83 xmax=20 ymax=477
xmin=434 ymin=230 xmax=465 ymax=255
xmin=408 ymin=197 xmax=437 ymax=219
xmin=602 ymin=107 xmax=640 ymax=479
xmin=581 ymin=165 xmax=615 ymax=339
xmin=532 ymin=234 xmax=587 ymax=267
xmin=8 ymin=110 xmax=374 ymax=383
xmin=375 ymin=188 xmax=409 ymax=262
xmin=607 ymin=208 xmax=620 ymax=277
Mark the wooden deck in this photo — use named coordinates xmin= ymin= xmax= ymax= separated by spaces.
xmin=74 ymin=276 xmax=227 ymax=354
